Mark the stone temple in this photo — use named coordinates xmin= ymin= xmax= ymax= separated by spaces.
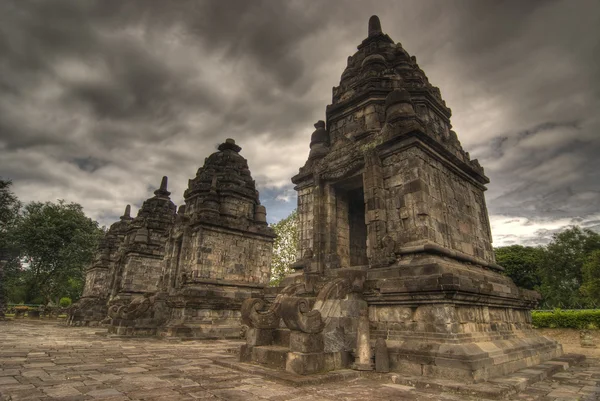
xmin=106 ymin=177 xmax=177 ymax=315
xmin=69 ymin=177 xmax=176 ymax=326
xmin=67 ymin=205 xmax=132 ymax=326
xmin=106 ymin=139 xmax=275 ymax=338
xmin=239 ymin=16 xmax=561 ymax=382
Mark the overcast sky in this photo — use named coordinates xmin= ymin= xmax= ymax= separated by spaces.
xmin=1 ymin=0 xmax=599 ymax=247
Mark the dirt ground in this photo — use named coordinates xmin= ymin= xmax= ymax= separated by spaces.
xmin=537 ymin=328 xmax=600 ymax=358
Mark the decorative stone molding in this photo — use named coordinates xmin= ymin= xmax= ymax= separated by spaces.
xmin=281 ymin=297 xmax=324 ymax=334
xmin=114 ymin=294 xmax=154 ymax=320
xmin=240 ymin=298 xmax=280 ymax=329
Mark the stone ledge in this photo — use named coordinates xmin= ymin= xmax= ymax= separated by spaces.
xmin=366 ymin=353 xmax=586 ymax=400
xmin=211 ymin=356 xmax=360 ymax=387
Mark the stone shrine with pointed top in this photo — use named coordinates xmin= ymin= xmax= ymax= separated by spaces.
xmin=68 ymin=205 xmax=133 ymax=326
xmin=106 ymin=177 xmax=177 ymax=313
xmin=107 ymin=139 xmax=275 ymax=338
xmin=240 ymin=16 xmax=562 ymax=382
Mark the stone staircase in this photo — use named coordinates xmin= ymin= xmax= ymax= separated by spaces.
xmin=240 ymin=271 xmax=367 ymax=375
xmin=248 ymin=328 xmax=292 ymax=369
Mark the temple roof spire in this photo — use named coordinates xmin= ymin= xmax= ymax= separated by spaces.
xmin=368 ymin=15 xmax=382 ymax=37
xmin=120 ymin=204 xmax=132 ymax=220
xmin=218 ymin=138 xmax=242 ymax=153
xmin=154 ymin=176 xmax=171 ymax=197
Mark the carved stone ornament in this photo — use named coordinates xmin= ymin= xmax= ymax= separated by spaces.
xmin=371 ymin=234 xmax=396 ymax=267
xmin=107 ymin=304 xmax=120 ymax=319
xmin=114 ymin=294 xmax=154 ymax=320
xmin=240 ymin=298 xmax=280 ymax=329
xmin=281 ymin=297 xmax=325 ymax=334
xmin=319 ymin=158 xmax=364 ymax=181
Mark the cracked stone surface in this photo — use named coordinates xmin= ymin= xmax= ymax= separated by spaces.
xmin=1 ymin=321 xmax=599 ymax=401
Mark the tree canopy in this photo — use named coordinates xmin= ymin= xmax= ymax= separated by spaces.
xmin=495 ymin=245 xmax=543 ymax=290
xmin=12 ymin=200 xmax=104 ymax=303
xmin=496 ymin=226 xmax=600 ymax=308
xmin=581 ymin=249 xmax=600 ymax=304
xmin=270 ymin=209 xmax=298 ymax=285
xmin=1 ymin=186 xmax=104 ymax=305
xmin=0 ymin=178 xmax=21 ymax=317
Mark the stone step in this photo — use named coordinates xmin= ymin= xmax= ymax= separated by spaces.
xmin=213 ymin=355 xmax=361 ymax=387
xmin=369 ymin=353 xmax=586 ymax=400
xmin=273 ymin=328 xmax=290 ymax=347
xmin=252 ymin=345 xmax=290 ymax=370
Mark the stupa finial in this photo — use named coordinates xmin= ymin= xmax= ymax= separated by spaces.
xmin=154 ymin=176 xmax=171 ymax=197
xmin=120 ymin=204 xmax=132 ymax=220
xmin=218 ymin=138 xmax=242 ymax=153
xmin=368 ymin=15 xmax=382 ymax=37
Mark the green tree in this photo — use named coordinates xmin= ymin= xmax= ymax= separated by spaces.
xmin=538 ymin=226 xmax=600 ymax=308
xmin=270 ymin=209 xmax=298 ymax=285
xmin=0 ymin=178 xmax=22 ymax=318
xmin=495 ymin=245 xmax=543 ymax=290
xmin=12 ymin=200 xmax=103 ymax=304
xmin=581 ymin=249 xmax=600 ymax=305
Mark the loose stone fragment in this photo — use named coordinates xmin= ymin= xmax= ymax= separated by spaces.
xmin=375 ymin=338 xmax=390 ymax=373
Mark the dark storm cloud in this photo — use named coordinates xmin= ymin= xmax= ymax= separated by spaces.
xmin=0 ymin=0 xmax=599 ymax=246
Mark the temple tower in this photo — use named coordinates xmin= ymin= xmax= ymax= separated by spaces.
xmin=158 ymin=139 xmax=275 ymax=338
xmin=68 ymin=205 xmax=132 ymax=326
xmin=108 ymin=139 xmax=275 ymax=338
xmin=241 ymin=16 xmax=561 ymax=381
xmin=107 ymin=177 xmax=176 ymax=311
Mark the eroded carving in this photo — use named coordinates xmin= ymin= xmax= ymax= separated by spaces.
xmin=281 ymin=297 xmax=324 ymax=334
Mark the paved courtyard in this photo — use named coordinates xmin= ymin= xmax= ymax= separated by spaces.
xmin=1 ymin=320 xmax=599 ymax=401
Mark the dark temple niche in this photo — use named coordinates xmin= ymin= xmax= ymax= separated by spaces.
xmin=239 ymin=15 xmax=562 ymax=381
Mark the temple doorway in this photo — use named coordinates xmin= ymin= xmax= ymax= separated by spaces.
xmin=334 ymin=176 xmax=368 ymax=267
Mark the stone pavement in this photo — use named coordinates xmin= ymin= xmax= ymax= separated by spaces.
xmin=1 ymin=320 xmax=599 ymax=401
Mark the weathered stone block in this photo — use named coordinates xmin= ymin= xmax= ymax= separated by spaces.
xmin=286 ymin=352 xmax=326 ymax=375
xmin=246 ymin=328 xmax=274 ymax=347
xmin=289 ymin=332 xmax=324 ymax=353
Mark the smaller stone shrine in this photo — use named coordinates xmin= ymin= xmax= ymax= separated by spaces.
xmin=108 ymin=139 xmax=276 ymax=338
xmin=67 ymin=205 xmax=132 ymax=326
xmin=106 ymin=177 xmax=176 ymax=318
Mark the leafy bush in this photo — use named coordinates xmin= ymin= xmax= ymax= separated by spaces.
xmin=532 ymin=309 xmax=600 ymax=329
xmin=59 ymin=297 xmax=72 ymax=308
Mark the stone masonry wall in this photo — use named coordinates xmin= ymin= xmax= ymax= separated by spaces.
xmin=120 ymin=256 xmax=164 ymax=293
xmin=369 ymin=303 xmax=533 ymax=341
xmin=82 ymin=269 xmax=110 ymax=298
xmin=382 ymin=146 xmax=495 ymax=263
xmin=189 ymin=227 xmax=272 ymax=285
xmin=336 ymin=191 xmax=350 ymax=268
xmin=297 ymin=186 xmax=315 ymax=260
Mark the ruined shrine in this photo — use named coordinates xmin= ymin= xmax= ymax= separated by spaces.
xmin=106 ymin=177 xmax=177 ymax=316
xmin=108 ymin=139 xmax=275 ymax=338
xmin=240 ymin=16 xmax=561 ymax=381
xmin=67 ymin=205 xmax=132 ymax=326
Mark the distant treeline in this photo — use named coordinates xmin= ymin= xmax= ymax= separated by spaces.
xmin=1 ymin=178 xmax=103 ymax=305
xmin=495 ymin=226 xmax=600 ymax=309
